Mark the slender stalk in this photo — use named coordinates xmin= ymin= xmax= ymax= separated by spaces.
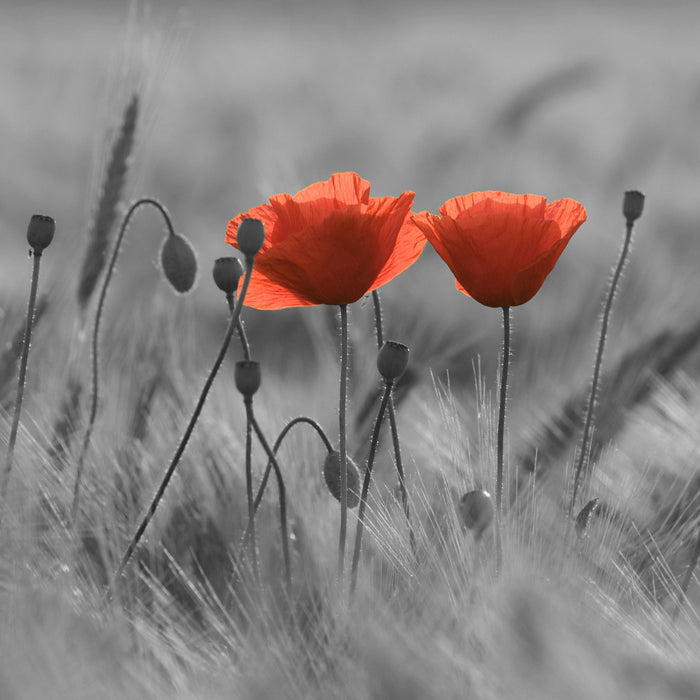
xmin=496 ymin=306 xmax=511 ymax=512
xmin=570 ymin=219 xmax=635 ymax=516
xmin=2 ymin=252 xmax=44 ymax=500
xmin=251 ymin=416 xmax=333 ymax=515
xmin=249 ymin=409 xmax=292 ymax=594
xmin=225 ymin=292 xmax=251 ymax=361
xmin=351 ymin=381 xmax=392 ymax=593
xmin=111 ymin=258 xmax=254 ymax=585
xmin=337 ymin=303 xmax=349 ymax=577
xmin=73 ymin=198 xmax=177 ymax=521
xmin=371 ymin=290 xmax=414 ymax=551
xmin=243 ymin=399 xmax=260 ymax=586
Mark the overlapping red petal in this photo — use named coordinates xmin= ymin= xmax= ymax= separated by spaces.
xmin=226 ymin=172 xmax=426 ymax=309
xmin=412 ymin=191 xmax=586 ymax=307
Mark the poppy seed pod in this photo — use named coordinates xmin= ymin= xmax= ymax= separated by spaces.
xmin=212 ymin=256 xmax=243 ymax=295
xmin=377 ymin=340 xmax=410 ymax=381
xmin=623 ymin=190 xmax=645 ymax=223
xmin=458 ymin=490 xmax=494 ymax=537
xmin=323 ymin=450 xmax=360 ymax=508
xmin=235 ymin=360 xmax=261 ymax=397
xmin=27 ymin=214 xmax=55 ymax=252
xmin=236 ymin=218 xmax=265 ymax=258
xmin=160 ymin=233 xmax=198 ymax=294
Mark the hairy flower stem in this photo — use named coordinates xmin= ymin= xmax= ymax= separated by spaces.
xmin=111 ymin=258 xmax=255 ymax=586
xmin=2 ymin=251 xmax=45 ymax=500
xmin=496 ymin=306 xmax=511 ymax=512
xmin=248 ymin=407 xmax=292 ymax=594
xmin=570 ymin=219 xmax=635 ymax=516
xmin=243 ymin=399 xmax=260 ymax=586
xmin=337 ymin=304 xmax=350 ymax=577
xmin=351 ymin=381 xmax=392 ymax=594
xmin=72 ymin=198 xmax=177 ymax=522
xmin=371 ymin=290 xmax=415 ymax=554
xmin=225 ymin=292 xmax=251 ymax=361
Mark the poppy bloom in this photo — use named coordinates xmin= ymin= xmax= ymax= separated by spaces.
xmin=225 ymin=172 xmax=426 ymax=310
xmin=412 ymin=191 xmax=586 ymax=307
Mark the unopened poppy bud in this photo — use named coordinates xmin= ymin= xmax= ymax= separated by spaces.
xmin=377 ymin=340 xmax=410 ymax=381
xmin=236 ymin=218 xmax=265 ymax=258
xmin=323 ymin=450 xmax=360 ymax=508
xmin=458 ymin=489 xmax=494 ymax=537
xmin=622 ymin=190 xmax=645 ymax=223
xmin=160 ymin=233 xmax=198 ymax=294
xmin=212 ymin=256 xmax=243 ymax=295
xmin=235 ymin=360 xmax=261 ymax=397
xmin=575 ymin=497 xmax=600 ymax=537
xmin=27 ymin=214 xmax=55 ymax=252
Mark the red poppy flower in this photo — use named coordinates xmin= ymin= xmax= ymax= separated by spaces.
xmin=412 ymin=191 xmax=586 ymax=307
xmin=225 ymin=172 xmax=426 ymax=310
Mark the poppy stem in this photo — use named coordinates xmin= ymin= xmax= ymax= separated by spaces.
xmin=496 ymin=306 xmax=511 ymax=512
xmin=111 ymin=256 xmax=255 ymax=588
xmin=371 ymin=290 xmax=415 ymax=555
xmin=570 ymin=216 xmax=636 ymax=517
xmin=247 ymin=407 xmax=292 ymax=594
xmin=243 ymin=398 xmax=260 ymax=587
xmin=72 ymin=197 xmax=176 ymax=524
xmin=337 ymin=303 xmax=349 ymax=578
xmin=225 ymin=292 xmax=251 ymax=361
xmin=350 ymin=380 xmax=392 ymax=595
xmin=2 ymin=250 xmax=45 ymax=502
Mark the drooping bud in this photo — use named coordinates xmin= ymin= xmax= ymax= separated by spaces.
xmin=622 ymin=190 xmax=645 ymax=223
xmin=575 ymin=497 xmax=600 ymax=538
xmin=212 ymin=256 xmax=243 ymax=295
xmin=458 ymin=489 xmax=494 ymax=538
xmin=236 ymin=218 xmax=265 ymax=258
xmin=27 ymin=214 xmax=55 ymax=253
xmin=235 ymin=360 xmax=261 ymax=398
xmin=323 ymin=450 xmax=360 ymax=508
xmin=377 ymin=340 xmax=410 ymax=382
xmin=160 ymin=233 xmax=198 ymax=294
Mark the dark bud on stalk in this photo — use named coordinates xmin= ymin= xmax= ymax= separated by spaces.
xmin=160 ymin=233 xmax=198 ymax=294
xmin=236 ymin=218 xmax=265 ymax=258
xmin=235 ymin=360 xmax=261 ymax=398
xmin=623 ymin=190 xmax=645 ymax=223
xmin=212 ymin=256 xmax=243 ymax=295
xmin=377 ymin=340 xmax=410 ymax=382
xmin=27 ymin=214 xmax=55 ymax=253
xmin=458 ymin=489 xmax=495 ymax=538
xmin=575 ymin=497 xmax=600 ymax=538
xmin=323 ymin=450 xmax=360 ymax=508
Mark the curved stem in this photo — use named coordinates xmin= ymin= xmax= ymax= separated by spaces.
xmin=249 ymin=409 xmax=291 ymax=594
xmin=2 ymin=251 xmax=44 ymax=501
xmin=111 ymin=257 xmax=255 ymax=587
xmin=371 ymin=290 xmax=384 ymax=347
xmin=495 ymin=307 xmax=511 ymax=512
xmin=244 ymin=399 xmax=260 ymax=586
xmin=570 ymin=220 xmax=634 ymax=516
xmin=351 ymin=380 xmax=392 ymax=594
xmin=72 ymin=197 xmax=177 ymax=522
xmin=337 ymin=303 xmax=349 ymax=577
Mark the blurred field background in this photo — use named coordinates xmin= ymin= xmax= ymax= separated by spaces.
xmin=5 ymin=2 xmax=700 ymax=697
xmin=4 ymin=0 xmax=700 ymax=373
